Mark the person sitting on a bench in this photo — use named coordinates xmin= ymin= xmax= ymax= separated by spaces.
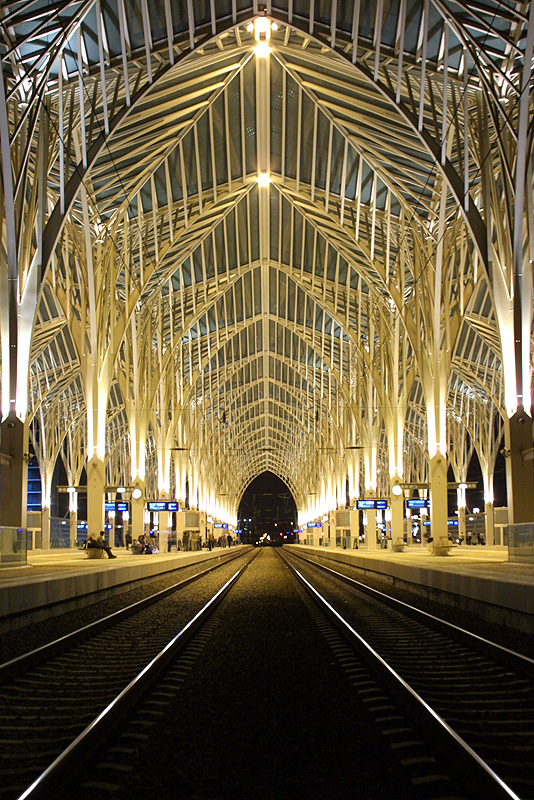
xmin=96 ymin=530 xmax=117 ymax=559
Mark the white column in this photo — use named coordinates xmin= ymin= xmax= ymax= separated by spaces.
xmin=69 ymin=489 xmax=78 ymax=548
xmin=390 ymin=491 xmax=404 ymax=548
xmin=87 ymin=455 xmax=105 ymax=538
xmin=484 ymin=501 xmax=495 ymax=546
xmin=458 ymin=506 xmax=466 ymax=545
xmin=364 ymin=491 xmax=378 ymax=550
xmin=429 ymin=452 xmax=449 ymax=552
xmin=503 ymin=410 xmax=534 ymax=524
xmin=389 ymin=475 xmax=404 ymax=546
xmin=0 ymin=415 xmax=29 ymax=528
xmin=457 ymin=484 xmax=466 ymax=545
xmin=41 ymin=505 xmax=50 ymax=550
xmin=131 ymin=481 xmax=145 ymax=540
xmin=350 ymin=508 xmax=359 ymax=547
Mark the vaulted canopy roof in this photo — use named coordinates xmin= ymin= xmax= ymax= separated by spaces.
xmin=0 ymin=1 xmax=532 ymax=522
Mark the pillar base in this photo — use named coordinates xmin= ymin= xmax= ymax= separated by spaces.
xmin=0 ymin=414 xmax=28 ymax=528
xmin=427 ymin=541 xmax=452 ymax=556
xmin=504 ymin=409 xmax=534 ymax=524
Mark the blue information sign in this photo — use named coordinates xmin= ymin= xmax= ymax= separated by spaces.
xmin=357 ymin=499 xmax=376 ymax=509
xmin=407 ymin=498 xmax=429 ymax=509
xmin=147 ymin=501 xmax=167 ymax=512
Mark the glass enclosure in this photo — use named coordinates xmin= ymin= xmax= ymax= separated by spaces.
xmin=0 ymin=527 xmax=27 ymax=567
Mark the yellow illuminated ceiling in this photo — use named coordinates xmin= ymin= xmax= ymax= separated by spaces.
xmin=0 ymin=1 xmax=531 ymax=520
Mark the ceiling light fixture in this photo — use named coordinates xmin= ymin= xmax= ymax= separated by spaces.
xmin=254 ymin=41 xmax=270 ymax=57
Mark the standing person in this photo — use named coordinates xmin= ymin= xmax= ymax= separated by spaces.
xmin=96 ymin=530 xmax=117 ymax=559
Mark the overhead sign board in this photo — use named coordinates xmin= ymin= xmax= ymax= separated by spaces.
xmin=406 ymin=498 xmax=429 ymax=509
xmin=357 ymin=499 xmax=376 ymax=509
xmin=105 ymin=501 xmax=130 ymax=512
xmin=146 ymin=501 xmax=178 ymax=512
xmin=147 ymin=501 xmax=167 ymax=512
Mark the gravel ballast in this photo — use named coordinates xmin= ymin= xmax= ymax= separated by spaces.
xmin=73 ymin=548 xmax=425 ymax=800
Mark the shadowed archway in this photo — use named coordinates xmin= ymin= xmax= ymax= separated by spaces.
xmin=238 ymin=472 xmax=298 ymax=543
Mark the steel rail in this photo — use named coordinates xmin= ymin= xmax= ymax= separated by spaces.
xmin=0 ymin=547 xmax=252 ymax=684
xmin=285 ymin=547 xmax=534 ymax=678
xmin=15 ymin=555 xmax=255 ymax=800
xmin=284 ymin=555 xmax=522 ymax=800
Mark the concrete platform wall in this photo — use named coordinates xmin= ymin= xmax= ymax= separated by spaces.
xmin=0 ymin=550 xmax=235 ymax=633
xmin=289 ymin=545 xmax=534 ymax=636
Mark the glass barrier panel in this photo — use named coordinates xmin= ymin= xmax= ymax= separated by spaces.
xmin=0 ymin=527 xmax=27 ymax=567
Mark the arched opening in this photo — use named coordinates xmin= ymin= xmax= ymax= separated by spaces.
xmin=238 ymin=472 xmax=298 ymax=544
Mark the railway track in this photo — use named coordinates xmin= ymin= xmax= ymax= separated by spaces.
xmin=281 ymin=547 xmax=534 ymax=800
xmin=2 ymin=547 xmax=531 ymax=800
xmin=0 ymin=548 xmax=257 ymax=800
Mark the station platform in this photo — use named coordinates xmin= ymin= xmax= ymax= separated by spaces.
xmin=1 ymin=544 xmax=533 ymax=636
xmin=287 ymin=543 xmax=534 ymax=635
xmin=0 ymin=546 xmax=239 ymax=633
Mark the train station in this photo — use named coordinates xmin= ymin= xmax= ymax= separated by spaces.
xmin=0 ymin=2 xmax=533 ymax=799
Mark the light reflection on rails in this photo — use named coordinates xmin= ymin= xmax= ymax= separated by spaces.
xmin=14 ymin=547 xmax=260 ymax=800
xmin=280 ymin=548 xmax=523 ymax=800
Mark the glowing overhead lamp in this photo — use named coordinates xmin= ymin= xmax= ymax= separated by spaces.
xmin=255 ymin=16 xmax=270 ymax=36
xmin=257 ymin=172 xmax=271 ymax=187
xmin=254 ymin=41 xmax=270 ymax=57
xmin=253 ymin=15 xmax=273 ymax=56
xmin=391 ymin=483 xmax=403 ymax=497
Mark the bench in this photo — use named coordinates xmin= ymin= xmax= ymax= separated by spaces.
xmin=86 ymin=547 xmax=105 ymax=559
